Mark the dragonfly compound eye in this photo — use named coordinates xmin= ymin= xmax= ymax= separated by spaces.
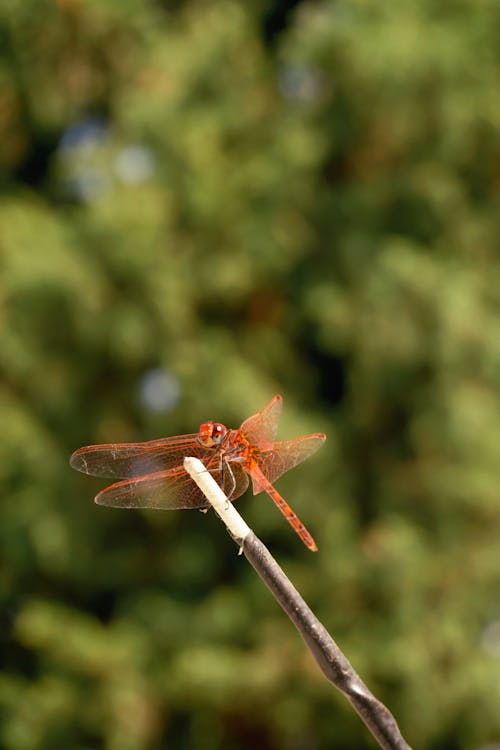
xmin=198 ymin=422 xmax=228 ymax=447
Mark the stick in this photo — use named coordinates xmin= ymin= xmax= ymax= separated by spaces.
xmin=183 ymin=456 xmax=413 ymax=750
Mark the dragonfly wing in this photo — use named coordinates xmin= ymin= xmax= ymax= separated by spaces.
xmin=239 ymin=395 xmax=283 ymax=444
xmin=95 ymin=467 xmax=210 ymax=509
xmin=251 ymin=433 xmax=326 ymax=494
xmin=70 ymin=434 xmax=206 ymax=479
xmin=94 ymin=458 xmax=249 ymax=510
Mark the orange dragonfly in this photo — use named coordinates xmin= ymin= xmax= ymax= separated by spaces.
xmin=70 ymin=395 xmax=326 ymax=551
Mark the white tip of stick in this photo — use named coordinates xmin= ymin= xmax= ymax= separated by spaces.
xmin=183 ymin=456 xmax=251 ymax=545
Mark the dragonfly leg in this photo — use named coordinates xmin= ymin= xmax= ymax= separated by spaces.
xmin=221 ymin=461 xmax=237 ymax=503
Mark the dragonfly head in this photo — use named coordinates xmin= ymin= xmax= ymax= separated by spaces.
xmin=198 ymin=421 xmax=228 ymax=448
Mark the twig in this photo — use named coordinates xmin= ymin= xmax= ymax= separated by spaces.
xmin=184 ymin=456 xmax=413 ymax=750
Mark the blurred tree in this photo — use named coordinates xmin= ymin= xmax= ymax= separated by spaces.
xmin=1 ymin=0 xmax=499 ymax=748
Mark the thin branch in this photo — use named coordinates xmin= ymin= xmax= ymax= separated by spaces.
xmin=184 ymin=456 xmax=413 ymax=750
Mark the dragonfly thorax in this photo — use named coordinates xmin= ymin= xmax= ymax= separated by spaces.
xmin=198 ymin=421 xmax=228 ymax=448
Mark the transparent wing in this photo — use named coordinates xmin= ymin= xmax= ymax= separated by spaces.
xmin=70 ymin=434 xmax=204 ymax=479
xmin=96 ymin=467 xmax=209 ymax=509
xmin=94 ymin=459 xmax=250 ymax=510
xmin=239 ymin=395 xmax=283 ymax=444
xmin=251 ymin=433 xmax=326 ymax=494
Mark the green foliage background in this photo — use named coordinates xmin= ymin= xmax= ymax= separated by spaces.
xmin=1 ymin=1 xmax=500 ymax=748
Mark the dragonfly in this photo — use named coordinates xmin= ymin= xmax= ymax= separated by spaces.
xmin=70 ymin=395 xmax=326 ymax=551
